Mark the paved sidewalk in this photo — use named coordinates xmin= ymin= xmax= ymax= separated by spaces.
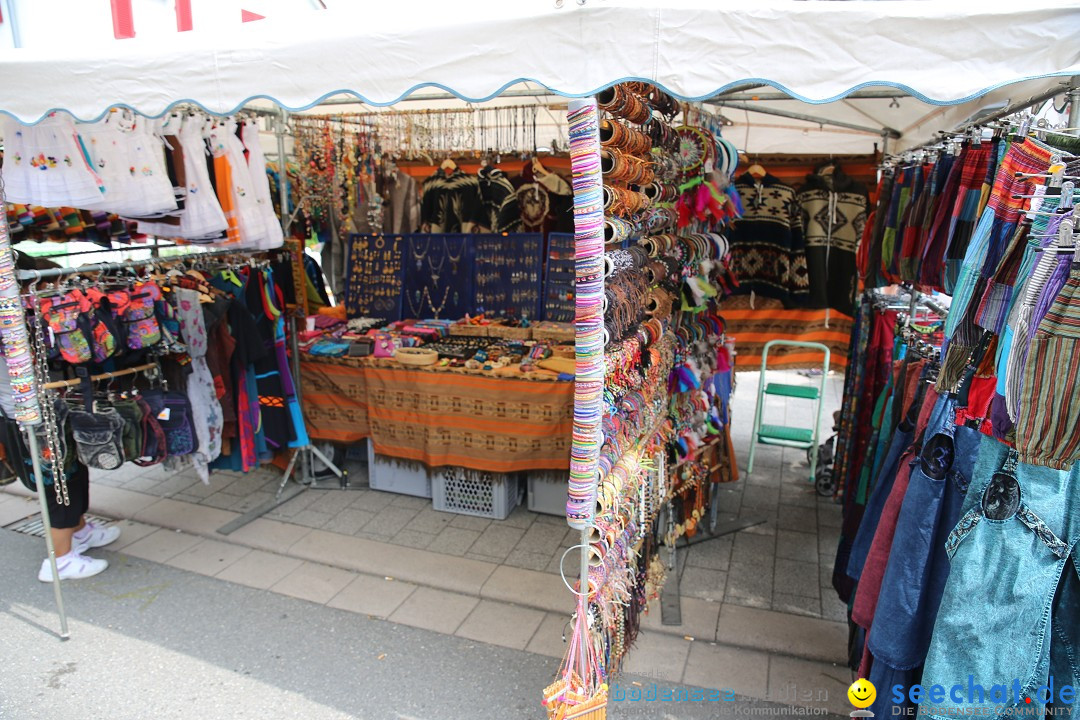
xmin=1 ymin=527 xmax=850 ymax=719
xmin=1 ymin=370 xmax=856 ymax=715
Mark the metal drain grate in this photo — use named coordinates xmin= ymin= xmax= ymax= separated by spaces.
xmin=5 ymin=512 xmax=112 ymax=537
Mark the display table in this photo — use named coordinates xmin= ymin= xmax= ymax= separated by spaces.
xmin=300 ymin=356 xmax=573 ymax=472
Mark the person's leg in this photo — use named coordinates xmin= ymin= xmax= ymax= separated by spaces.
xmin=39 ymin=465 xmax=106 ymax=582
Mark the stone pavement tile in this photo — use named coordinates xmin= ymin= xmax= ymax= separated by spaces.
xmin=388 ymin=494 xmax=429 ymax=510
xmin=820 ymin=592 xmax=848 ymax=624
xmin=503 ymin=546 xmax=551 ymax=572
xmin=151 ymin=474 xmax=200 ymax=498
xmin=532 ymin=513 xmax=567 ymax=527
xmin=119 ymin=528 xmax=202 ymax=563
xmin=448 ymin=513 xmax=491 ymax=532
xmin=499 ymin=505 xmax=536 ymax=529
xmin=217 ymin=549 xmax=303 ymax=590
xmin=389 ymin=529 xmax=437 ymax=550
xmin=680 ymin=567 xmax=728 ymax=602
xmin=361 ymin=506 xmax=420 ymax=538
xmin=817 ymin=503 xmax=843 ymax=529
xmin=817 ymin=534 xmax=838 ymax=565
xmin=327 ymin=573 xmax=417 ymax=618
xmin=408 ymin=507 xmax=453 ymax=535
xmin=465 ymin=551 xmax=505 ymax=564
xmin=199 ymin=491 xmax=243 ymax=511
xmin=773 ymin=592 xmax=822 ymax=619
xmin=742 ymin=485 xmax=781 ymax=509
xmin=222 ymin=517 xmax=312 ymax=554
xmin=545 ymin=551 xmax=579 ymax=579
xmin=134 ymin=497 xmax=237 ymax=537
xmin=289 ymin=529 xmax=496 ymax=596
xmin=777 ymin=504 xmax=818 ymax=532
xmin=429 ymin=526 xmax=480 ymax=556
xmin=165 ymin=539 xmax=250 ymax=576
xmin=738 ymin=510 xmax=777 ymax=536
xmin=819 ymin=564 xmax=835 ymax=590
xmin=217 ymin=475 xmax=272 ymax=498
xmin=271 ymin=561 xmax=357 ymax=605
xmin=724 ymin=561 xmax=773 ymax=609
xmin=321 ymin=508 xmax=375 ymax=536
xmin=86 ymin=485 xmax=163 ymax=519
xmin=304 ymin=490 xmax=354 ymax=514
xmin=776 ymin=529 xmax=819 ymax=563
xmin=731 ymin=532 xmax=776 ymax=569
xmin=516 ymin=521 xmax=568 ymax=556
xmin=107 ymin=520 xmax=158 ymax=551
xmin=640 ymin=596 xmax=721 ymax=642
xmin=524 ymin=611 xmax=571 ymax=658
xmin=0 ymin=494 xmax=37 ymax=527
xmin=228 ymin=491 xmax=276 ymax=514
xmin=685 ymin=536 xmax=733 ymax=571
xmin=388 ymin=586 xmax=478 ymax=634
xmin=681 ymin=641 xmax=769 ymax=698
xmin=779 ymin=483 xmax=819 ymax=508
xmin=775 ymin=558 xmax=821 ymax=599
xmin=345 ymin=490 xmax=395 ymax=513
xmin=288 ymin=509 xmax=336 ymax=530
xmin=179 ymin=479 xmax=220 ymax=499
xmin=767 ymin=655 xmax=852 ymax=715
xmin=480 ymin=565 xmax=569 ymax=614
xmin=471 ymin=523 xmax=525 ymax=560
xmin=621 ymin=631 xmax=691 ymax=681
xmin=124 ymin=474 xmax=168 ymax=493
xmin=716 ymin=604 xmax=847 ymax=663
xmin=455 ymin=599 xmax=545 ymax=650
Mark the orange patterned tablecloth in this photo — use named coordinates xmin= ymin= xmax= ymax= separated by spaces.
xmin=300 ymin=358 xmax=573 ymax=472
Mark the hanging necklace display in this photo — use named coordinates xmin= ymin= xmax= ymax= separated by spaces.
xmin=424 ymin=284 xmax=451 ymax=319
xmin=27 ymin=286 xmax=69 ymax=505
xmin=411 ymin=237 xmax=431 ymax=272
xmin=443 ymin=236 xmax=465 ymax=275
xmin=427 ymin=249 xmax=446 ymax=286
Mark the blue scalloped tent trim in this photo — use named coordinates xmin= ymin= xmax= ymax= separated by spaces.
xmin=1 ymin=72 xmax=1073 ymax=126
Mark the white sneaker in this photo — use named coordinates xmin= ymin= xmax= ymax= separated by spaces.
xmin=72 ymin=519 xmax=122 ymax=554
xmin=38 ymin=551 xmax=109 ymax=582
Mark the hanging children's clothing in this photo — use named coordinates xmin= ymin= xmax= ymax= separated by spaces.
xmin=2 ymin=113 xmax=106 ymax=209
xmin=241 ymin=120 xmax=285 ymax=250
xmin=176 ymin=287 xmax=224 ymax=483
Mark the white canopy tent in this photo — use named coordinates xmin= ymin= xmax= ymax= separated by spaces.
xmin=0 ymin=0 xmax=1077 ymax=153
xmin=2 ymin=0 xmax=1079 ymax=638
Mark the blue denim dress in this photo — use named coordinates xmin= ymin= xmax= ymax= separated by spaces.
xmin=921 ymin=435 xmax=1080 ymax=718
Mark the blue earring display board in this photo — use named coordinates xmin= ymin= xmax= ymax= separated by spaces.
xmin=401 ymin=234 xmax=473 ymax=320
xmin=472 ymin=233 xmax=544 ymax=319
xmin=345 ymin=233 xmax=405 ymax=320
xmin=543 ymin=232 xmax=575 ymax=322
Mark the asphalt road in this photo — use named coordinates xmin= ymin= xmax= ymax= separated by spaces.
xmin=0 ymin=529 xmax=843 ymax=720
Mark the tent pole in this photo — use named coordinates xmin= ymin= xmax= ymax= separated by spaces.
xmin=1069 ymin=76 xmax=1080 ymax=137
xmin=27 ymin=429 xmax=69 ymax=638
xmin=276 ymin=108 xmax=292 ymax=235
xmin=710 ymin=100 xmax=902 ymax=139
xmin=0 ymin=179 xmax=65 ymax=636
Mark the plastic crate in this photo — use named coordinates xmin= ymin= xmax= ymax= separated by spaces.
xmin=432 ymin=467 xmax=522 ymax=519
xmin=526 ymin=470 xmax=568 ymax=516
xmin=367 ymin=440 xmax=432 ymax=498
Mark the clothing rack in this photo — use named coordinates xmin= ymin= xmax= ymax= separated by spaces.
xmin=41 ymin=363 xmax=157 ymax=391
xmin=14 ymin=246 xmax=248 ymax=282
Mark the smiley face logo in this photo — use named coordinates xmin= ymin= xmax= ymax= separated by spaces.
xmin=848 ymin=678 xmax=876 ymax=709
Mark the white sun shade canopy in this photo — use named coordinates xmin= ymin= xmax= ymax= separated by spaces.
xmin=0 ymin=0 xmax=1076 ymax=126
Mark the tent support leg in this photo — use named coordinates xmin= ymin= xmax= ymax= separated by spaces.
xmin=27 ymin=429 xmax=69 ymax=639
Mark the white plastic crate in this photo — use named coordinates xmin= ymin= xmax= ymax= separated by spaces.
xmin=432 ymin=467 xmax=522 ymax=519
xmin=367 ymin=440 xmax=432 ymax=498
xmin=526 ymin=470 xmax=568 ymax=516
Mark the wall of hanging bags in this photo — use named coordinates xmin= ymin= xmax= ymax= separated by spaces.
xmin=4 ymin=250 xmax=308 ymax=508
xmin=831 ymin=125 xmax=1080 ymax=719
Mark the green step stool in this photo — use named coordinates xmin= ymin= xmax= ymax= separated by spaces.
xmin=747 ymin=340 xmax=831 ymax=484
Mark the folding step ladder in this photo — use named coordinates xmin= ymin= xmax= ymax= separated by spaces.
xmin=747 ymin=340 xmax=831 ymax=483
